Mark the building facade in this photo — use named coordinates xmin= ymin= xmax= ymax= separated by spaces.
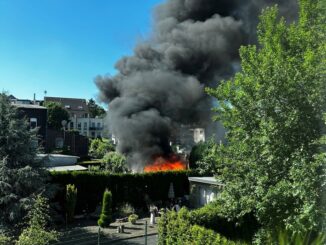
xmin=44 ymin=96 xmax=107 ymax=139
xmin=13 ymin=104 xmax=48 ymax=146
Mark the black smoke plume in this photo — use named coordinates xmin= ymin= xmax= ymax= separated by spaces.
xmin=96 ymin=0 xmax=298 ymax=171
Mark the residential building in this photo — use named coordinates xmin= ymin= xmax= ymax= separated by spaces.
xmin=44 ymin=96 xmax=107 ymax=139
xmin=13 ymin=103 xmax=48 ymax=146
xmin=9 ymin=94 xmax=42 ymax=105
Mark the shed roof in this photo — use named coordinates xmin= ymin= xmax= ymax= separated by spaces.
xmin=188 ymin=177 xmax=224 ymax=186
xmin=47 ymin=165 xmax=87 ymax=172
xmin=13 ymin=104 xmax=47 ymax=110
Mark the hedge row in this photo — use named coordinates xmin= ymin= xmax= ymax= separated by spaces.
xmin=158 ymin=208 xmax=247 ymax=245
xmin=189 ymin=203 xmax=259 ymax=241
xmin=158 ymin=202 xmax=259 ymax=244
xmin=50 ymin=170 xmax=192 ymax=214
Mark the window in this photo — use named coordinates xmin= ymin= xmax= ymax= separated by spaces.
xmin=70 ymin=122 xmax=74 ymax=129
xmin=64 ymin=105 xmax=71 ymax=109
xmin=78 ymin=106 xmax=83 ymax=110
xmin=97 ymin=122 xmax=101 ymax=128
xmin=55 ymin=138 xmax=64 ymax=148
xmin=30 ymin=118 xmax=37 ymax=129
xmin=92 ymin=122 xmax=95 ymax=128
xmin=91 ymin=132 xmax=95 ymax=138
xmin=84 ymin=122 xmax=87 ymax=129
xmin=77 ymin=123 xmax=81 ymax=130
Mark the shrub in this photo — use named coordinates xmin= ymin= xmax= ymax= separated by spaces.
xmin=117 ymin=203 xmax=135 ymax=217
xmin=189 ymin=202 xmax=259 ymax=241
xmin=66 ymin=184 xmax=77 ymax=223
xmin=89 ymin=138 xmax=114 ymax=159
xmin=17 ymin=195 xmax=59 ymax=245
xmin=98 ymin=190 xmax=113 ymax=228
xmin=0 ymin=234 xmax=12 ymax=245
xmin=253 ymin=228 xmax=326 ymax=245
xmin=102 ymin=152 xmax=129 ymax=173
xmin=158 ymin=208 xmax=245 ymax=245
xmin=128 ymin=214 xmax=139 ymax=224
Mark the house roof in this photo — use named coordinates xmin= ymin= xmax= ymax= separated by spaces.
xmin=47 ymin=165 xmax=87 ymax=172
xmin=13 ymin=104 xmax=47 ymax=110
xmin=188 ymin=177 xmax=224 ymax=186
xmin=44 ymin=96 xmax=88 ymax=113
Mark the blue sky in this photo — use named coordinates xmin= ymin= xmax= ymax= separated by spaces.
xmin=0 ymin=0 xmax=162 ymax=102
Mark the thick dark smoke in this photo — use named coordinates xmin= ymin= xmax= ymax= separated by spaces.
xmin=96 ymin=0 xmax=298 ymax=171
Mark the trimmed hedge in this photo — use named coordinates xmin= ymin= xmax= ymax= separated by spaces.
xmin=189 ymin=203 xmax=259 ymax=241
xmin=158 ymin=203 xmax=259 ymax=244
xmin=50 ymin=170 xmax=192 ymax=214
xmin=158 ymin=208 xmax=246 ymax=245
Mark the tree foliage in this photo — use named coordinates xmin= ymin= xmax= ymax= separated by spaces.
xmin=102 ymin=151 xmax=129 ymax=173
xmin=17 ymin=195 xmax=59 ymax=245
xmin=0 ymin=93 xmax=46 ymax=231
xmin=87 ymin=98 xmax=106 ymax=118
xmin=43 ymin=101 xmax=69 ymax=130
xmin=206 ymin=0 xmax=325 ymax=235
xmin=89 ymin=138 xmax=115 ymax=159
xmin=189 ymin=138 xmax=220 ymax=176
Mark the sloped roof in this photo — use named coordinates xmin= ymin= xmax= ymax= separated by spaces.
xmin=44 ymin=96 xmax=88 ymax=112
xmin=188 ymin=177 xmax=224 ymax=186
xmin=47 ymin=165 xmax=87 ymax=171
xmin=13 ymin=104 xmax=47 ymax=110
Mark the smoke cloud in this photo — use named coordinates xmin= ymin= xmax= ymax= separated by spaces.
xmin=96 ymin=0 xmax=298 ymax=171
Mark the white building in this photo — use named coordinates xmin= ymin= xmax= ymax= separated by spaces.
xmin=44 ymin=96 xmax=108 ymax=139
xmin=68 ymin=116 xmax=107 ymax=138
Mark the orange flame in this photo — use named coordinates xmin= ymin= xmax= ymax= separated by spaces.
xmin=144 ymin=154 xmax=187 ymax=172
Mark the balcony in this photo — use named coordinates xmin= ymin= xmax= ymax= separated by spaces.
xmin=89 ymin=127 xmax=103 ymax=130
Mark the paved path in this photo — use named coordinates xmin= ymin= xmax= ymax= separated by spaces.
xmin=102 ymin=234 xmax=158 ymax=245
xmin=53 ymin=218 xmax=158 ymax=245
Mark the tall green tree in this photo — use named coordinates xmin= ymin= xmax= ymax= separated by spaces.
xmin=0 ymin=94 xmax=46 ymax=232
xmin=189 ymin=138 xmax=220 ymax=176
xmin=43 ymin=101 xmax=69 ymax=130
xmin=207 ymin=0 xmax=325 ymax=235
xmin=87 ymin=99 xmax=106 ymax=118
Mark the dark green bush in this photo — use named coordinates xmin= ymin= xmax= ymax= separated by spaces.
xmin=189 ymin=202 xmax=259 ymax=241
xmin=50 ymin=170 xmax=193 ymax=215
xmin=98 ymin=189 xmax=113 ymax=227
xmin=66 ymin=184 xmax=77 ymax=223
xmin=158 ymin=208 xmax=246 ymax=245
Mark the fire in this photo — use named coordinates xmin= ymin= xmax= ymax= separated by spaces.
xmin=144 ymin=154 xmax=187 ymax=172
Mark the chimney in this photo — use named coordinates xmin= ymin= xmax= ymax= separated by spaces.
xmin=33 ymin=93 xmax=36 ymax=105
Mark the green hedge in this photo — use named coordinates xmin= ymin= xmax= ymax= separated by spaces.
xmin=50 ymin=170 xmax=192 ymax=214
xmin=158 ymin=203 xmax=259 ymax=244
xmin=158 ymin=208 xmax=246 ymax=245
xmin=189 ymin=203 xmax=259 ymax=241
